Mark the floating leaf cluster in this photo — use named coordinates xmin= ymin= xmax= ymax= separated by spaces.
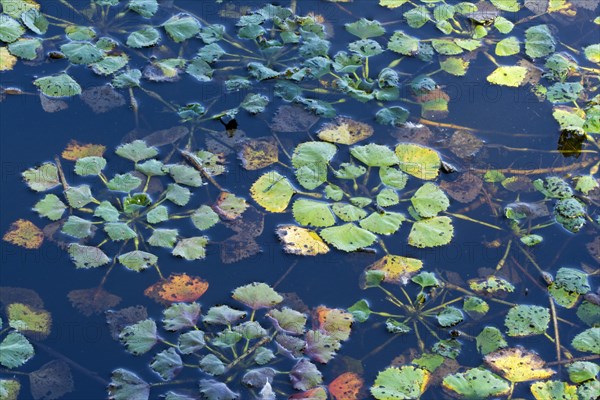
xmin=109 ymin=282 xmax=354 ymax=399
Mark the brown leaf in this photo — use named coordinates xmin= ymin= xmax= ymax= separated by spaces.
xmin=81 ymin=85 xmax=126 ymax=114
xmin=144 ymin=273 xmax=209 ymax=303
xmin=30 ymin=360 xmax=74 ymax=400
xmin=238 ymin=137 xmax=279 ymax=170
xmin=61 ymin=140 xmax=106 ymax=160
xmin=0 ymin=287 xmax=44 ymax=309
xmin=105 ymin=306 xmax=148 ymax=340
xmin=328 ymin=372 xmax=364 ymax=400
xmin=270 ymin=105 xmax=319 ymax=133
xmin=40 ymin=93 xmax=68 ymax=113
xmin=587 ymin=236 xmax=600 ymax=263
xmin=142 ymin=126 xmax=189 ymax=147
xmin=440 ymin=173 xmax=483 ymax=203
xmin=220 ymin=233 xmax=261 ymax=264
xmin=391 ymin=123 xmax=432 ymax=145
xmin=448 ymin=130 xmax=483 ymax=159
xmin=68 ymin=287 xmax=121 ymax=316
xmin=224 ymin=205 xmax=264 ymax=236
xmin=3 ymin=219 xmax=44 ymax=249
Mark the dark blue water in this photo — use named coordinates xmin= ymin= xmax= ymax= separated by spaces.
xmin=1 ymin=1 xmax=599 ymax=399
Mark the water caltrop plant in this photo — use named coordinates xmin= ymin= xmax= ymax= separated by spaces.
xmin=109 ymin=282 xmax=354 ymax=399
xmin=250 ymin=121 xmax=454 ymax=254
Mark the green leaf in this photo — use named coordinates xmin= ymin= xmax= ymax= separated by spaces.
xmin=572 ymin=328 xmax=600 ymax=354
xmin=199 ymin=354 xmax=225 ymax=376
xmin=440 ymin=57 xmax=469 ymax=76
xmin=197 ymin=43 xmax=225 ymax=63
xmin=186 ymin=58 xmax=213 ymax=81
xmin=487 ymin=66 xmax=528 ymax=87
xmin=250 ymin=171 xmax=295 ymax=213
xmin=495 ymin=37 xmax=520 ymax=56
xmin=94 ymin=201 xmax=120 ymax=222
xmin=212 ymin=329 xmax=242 ymax=348
xmin=61 ymin=216 xmax=92 ymax=238
xmin=113 ymin=69 xmax=142 ymax=88
xmin=574 ymin=175 xmax=599 ymax=194
xmin=546 ymin=82 xmax=584 ymax=103
xmin=320 ymin=223 xmax=377 ymax=252
xmin=463 ymin=296 xmax=489 ymax=318
xmin=148 ymin=229 xmax=178 ymax=248
xmin=74 ymin=156 xmax=106 ymax=176
xmin=150 ymin=348 xmax=182 ymax=380
xmin=332 ymin=202 xmax=368 ymax=222
xmin=345 ymin=18 xmax=385 ymax=39
xmin=7 ymin=38 xmax=41 ymax=60
xmin=0 ymin=14 xmax=25 ymax=43
xmin=203 ymin=305 xmax=246 ymax=326
xmin=490 ymin=0 xmax=520 ymax=11
xmin=371 ymin=366 xmax=430 ymax=400
xmin=494 ymin=16 xmax=514 ymax=33
xmin=126 ymin=27 xmax=160 ymax=48
xmin=0 ymin=379 xmax=20 ymax=400
xmin=553 ymin=267 xmax=591 ymax=294
xmin=240 ymin=93 xmax=269 ymax=114
xmin=334 ymin=163 xmax=366 ymax=179
xmin=292 ymin=142 xmax=337 ymax=190
xmin=60 ymin=42 xmax=104 ymax=65
xmin=191 ymin=205 xmax=219 ymax=230
xmin=178 ymin=330 xmax=205 ymax=354
xmin=360 ymin=211 xmax=404 ymax=235
xmin=234 ymin=321 xmax=267 ymax=340
xmin=119 ymin=319 xmax=157 ymax=355
xmin=376 ymin=106 xmax=410 ymax=126
xmin=379 ymin=167 xmax=408 ymax=189
xmin=7 ymin=302 xmax=51 ymax=337
xmin=411 ymin=183 xmax=449 ymax=218
xmin=248 ymin=62 xmax=279 ymax=81
xmin=129 ymin=0 xmax=158 ymax=17
xmin=172 ymin=237 xmax=208 ymax=260
xmin=520 ymin=234 xmax=543 ymax=247
xmin=505 ymin=305 xmax=550 ymax=337
xmin=432 ymin=39 xmax=463 ymax=55
xmin=165 ymin=183 xmax=190 ymax=206
xmin=268 ymin=307 xmax=307 ymax=334
xmin=65 ymin=185 xmax=94 ymax=208
xmin=442 ymin=368 xmax=510 ymax=399
xmin=291 ymin=359 xmax=323 ymax=390
xmin=530 ymin=381 xmax=578 ymax=400
xmin=348 ymin=39 xmax=383 ymax=57
xmin=163 ymin=14 xmax=200 ymax=43
xmin=104 ymin=222 xmax=137 ymax=241
xmin=65 ymin=25 xmax=95 ymax=41
xmin=198 ymin=380 xmax=238 ymax=400
xmin=118 ymin=251 xmax=157 ymax=272
xmin=395 ymin=143 xmax=441 ymax=180
xmin=68 ymin=244 xmax=110 ymax=269
xmin=351 ymin=144 xmax=398 ymax=167
xmin=584 ymin=44 xmax=600 ymax=64
xmin=567 ymin=361 xmax=599 ymax=383
xmin=577 ymin=301 xmax=600 ymax=327
xmin=408 ymin=216 xmax=454 ymax=248
xmin=476 ymin=326 xmax=508 ymax=355
xmin=22 ymin=163 xmax=60 ymax=192
xmin=379 ymin=0 xmax=409 ymax=8
xmin=136 ymin=160 xmax=165 ymax=177
xmin=292 ymin=199 xmax=335 ymax=227
xmin=116 ymin=140 xmax=158 ymax=162
xmin=146 ymin=205 xmax=168 ymax=224
xmin=232 ymin=282 xmax=283 ymax=310
xmin=168 ymin=164 xmax=202 ymax=187
xmin=525 ymin=24 xmax=555 ymax=58
xmin=107 ymin=173 xmax=142 ymax=192
xmin=437 ymin=306 xmax=463 ymax=327
xmin=405 ymin=6 xmax=431 ymax=29
xmin=21 ymin=8 xmax=48 ymax=35
xmin=0 ymin=332 xmax=34 ymax=369
xmin=33 ymin=194 xmax=66 ymax=221
xmin=108 ymin=369 xmax=150 ymax=400
xmin=0 ymin=0 xmax=38 ymax=18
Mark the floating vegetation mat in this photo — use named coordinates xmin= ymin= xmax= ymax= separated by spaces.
xmin=0 ymin=0 xmax=599 ymax=399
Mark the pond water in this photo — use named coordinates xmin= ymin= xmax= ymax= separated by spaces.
xmin=1 ymin=0 xmax=599 ymax=399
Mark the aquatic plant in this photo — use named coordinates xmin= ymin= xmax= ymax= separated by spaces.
xmin=249 ymin=123 xmax=455 ymax=254
xmin=108 ymin=282 xmax=354 ymax=399
xmin=0 ymin=287 xmax=75 ymax=399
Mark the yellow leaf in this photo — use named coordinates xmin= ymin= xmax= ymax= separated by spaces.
xmin=276 ymin=225 xmax=329 ymax=256
xmin=0 ymin=47 xmax=17 ymax=71
xmin=317 ymin=117 xmax=373 ymax=145
xmin=316 ymin=306 xmax=353 ymax=341
xmin=61 ymin=140 xmax=106 ymax=160
xmin=484 ymin=347 xmax=555 ymax=383
xmin=395 ymin=143 xmax=441 ymax=180
xmin=7 ymin=303 xmax=52 ymax=339
xmin=2 ymin=219 xmax=43 ymax=249
xmin=367 ymin=255 xmax=423 ymax=284
xmin=250 ymin=171 xmax=295 ymax=213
